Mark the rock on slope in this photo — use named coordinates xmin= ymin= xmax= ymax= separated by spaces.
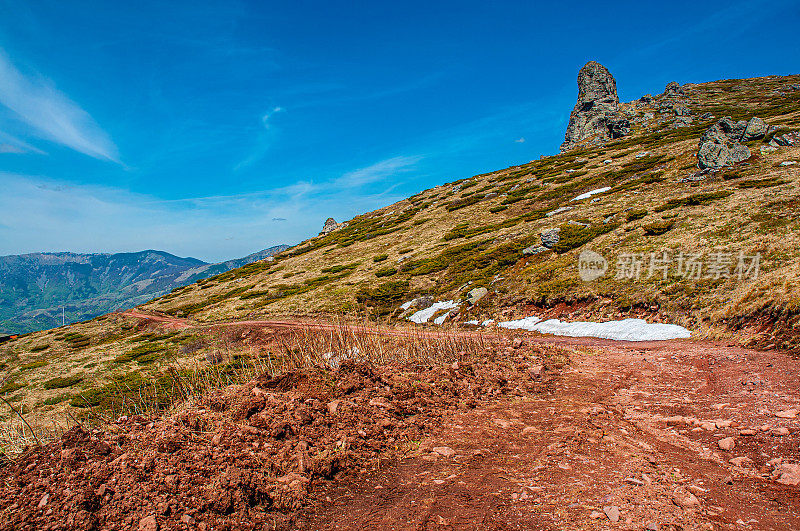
xmin=560 ymin=61 xmax=631 ymax=151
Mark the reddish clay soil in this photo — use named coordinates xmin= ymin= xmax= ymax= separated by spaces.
xmin=3 ymin=313 xmax=800 ymax=530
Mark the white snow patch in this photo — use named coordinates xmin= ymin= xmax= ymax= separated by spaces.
xmin=546 ymin=206 xmax=573 ymax=217
xmin=635 ymin=151 xmax=651 ymax=158
xmin=400 ymin=300 xmax=414 ymax=310
xmin=465 ymin=320 xmax=480 ymax=325
xmin=780 ymin=161 xmax=797 ymax=166
xmin=603 ymin=159 xmax=613 ymax=164
xmin=498 ymin=317 xmax=691 ymax=341
xmin=408 ymin=300 xmax=459 ymax=324
xmin=482 ymin=319 xmax=496 ymax=326
xmin=572 ymin=187 xmax=611 ymax=201
xmin=434 ymin=311 xmax=454 ymax=325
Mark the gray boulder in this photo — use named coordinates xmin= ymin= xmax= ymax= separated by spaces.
xmin=319 ymin=217 xmax=345 ymax=235
xmin=697 ymin=117 xmax=754 ymax=169
xmin=742 ymin=116 xmax=768 ymax=141
xmin=467 ymin=287 xmax=488 ymax=305
xmin=698 ymin=140 xmax=750 ymax=169
xmin=663 ymin=81 xmax=685 ymax=97
xmin=541 ymin=228 xmax=561 ymax=248
xmin=560 ymin=61 xmax=630 ymax=151
xmin=523 ymin=245 xmax=549 ymax=255
xmin=409 ymin=295 xmax=434 ymax=310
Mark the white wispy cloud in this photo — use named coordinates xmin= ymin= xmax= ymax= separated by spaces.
xmin=261 ymin=106 xmax=284 ymax=128
xmin=0 ymin=130 xmax=46 ymax=154
xmin=233 ymin=105 xmax=284 ymax=170
xmin=0 ymin=49 xmax=119 ymax=162
xmin=333 ymin=155 xmax=421 ymax=188
xmin=514 ymin=137 xmax=526 ymax=143
xmin=0 ymin=156 xmax=412 ymax=261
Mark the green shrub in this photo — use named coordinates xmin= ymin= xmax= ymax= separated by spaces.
xmin=446 ymin=196 xmax=481 ymax=211
xmin=20 ymin=360 xmax=48 ymax=370
xmin=321 ymin=262 xmax=359 ymax=274
xmin=643 ymin=221 xmax=675 ymax=235
xmin=374 ymin=267 xmax=398 ymax=278
xmin=356 ymin=281 xmax=410 ymax=306
xmin=373 ymin=254 xmax=388 ymax=262
xmin=398 ymin=248 xmax=414 ymax=254
xmin=43 ymin=375 xmax=83 ymax=390
xmin=43 ymin=394 xmax=71 ymax=406
xmin=738 ymin=178 xmax=789 ymax=189
xmin=626 ymin=209 xmax=648 ymax=222
xmin=489 ymin=205 xmax=508 ymax=213
xmin=29 ymin=344 xmax=50 ymax=352
xmin=654 ymin=191 xmax=732 ymax=212
xmin=552 ymin=223 xmax=620 ymax=254
xmin=0 ymin=380 xmax=26 ymax=394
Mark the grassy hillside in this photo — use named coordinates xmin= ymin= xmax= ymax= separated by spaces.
xmin=144 ymin=75 xmax=800 ymax=334
xmin=1 ymin=73 xmax=799 ymax=432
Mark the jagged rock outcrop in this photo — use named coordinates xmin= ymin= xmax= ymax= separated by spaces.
xmin=319 ymin=217 xmax=346 ymax=236
xmin=561 ymin=61 xmax=630 ymax=152
xmin=697 ymin=117 xmax=769 ymax=169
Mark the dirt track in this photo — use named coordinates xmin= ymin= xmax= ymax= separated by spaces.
xmin=111 ymin=312 xmax=800 ymax=528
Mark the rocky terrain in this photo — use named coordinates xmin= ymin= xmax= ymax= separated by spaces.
xmin=1 ymin=64 xmax=799 ymax=530
xmin=0 ymin=246 xmax=288 ymax=335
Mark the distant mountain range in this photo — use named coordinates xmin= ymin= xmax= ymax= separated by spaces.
xmin=0 ymin=245 xmax=289 ymax=334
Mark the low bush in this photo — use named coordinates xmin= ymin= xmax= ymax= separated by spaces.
xmin=374 ymin=267 xmax=398 ymax=278
xmin=20 ymin=360 xmax=48 ymax=370
xmin=552 ymin=223 xmax=620 ymax=254
xmin=626 ymin=209 xmax=648 ymax=222
xmin=643 ymin=220 xmax=675 ymax=235
xmin=654 ymin=191 xmax=732 ymax=212
xmin=43 ymin=375 xmax=83 ymax=390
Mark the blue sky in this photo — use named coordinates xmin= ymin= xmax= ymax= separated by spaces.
xmin=0 ymin=0 xmax=797 ymax=262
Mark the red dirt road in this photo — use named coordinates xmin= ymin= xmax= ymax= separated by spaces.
xmin=120 ymin=311 xmax=800 ymax=529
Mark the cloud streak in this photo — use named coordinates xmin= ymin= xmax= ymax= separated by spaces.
xmin=0 ymin=155 xmax=412 ymax=261
xmin=0 ymin=49 xmax=119 ymax=162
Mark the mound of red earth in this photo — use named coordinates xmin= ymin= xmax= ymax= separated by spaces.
xmin=0 ymin=348 xmax=558 ymax=530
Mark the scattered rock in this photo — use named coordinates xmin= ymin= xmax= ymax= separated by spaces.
xmin=37 ymin=493 xmax=49 ymax=508
xmin=772 ymin=427 xmax=790 ymax=436
xmin=775 ymin=408 xmax=797 ymax=419
xmin=467 ymin=287 xmax=488 ymax=305
xmin=589 ymin=511 xmax=604 ymax=519
xmin=561 ymin=61 xmax=630 ymax=151
xmin=139 ymin=515 xmax=159 ymax=531
xmin=742 ymin=116 xmax=768 ymax=141
xmin=773 ymin=463 xmax=800 ymax=486
xmin=521 ymin=426 xmax=541 ymax=436
xmin=603 ymin=505 xmax=620 ymax=522
xmin=432 ymin=446 xmax=456 ymax=458
xmin=729 ymin=456 xmax=753 ymax=467
xmin=697 ymin=117 xmax=753 ymax=169
xmin=672 ymin=487 xmax=700 ymax=508
xmin=540 ymin=228 xmax=561 ymax=249
xmin=739 ymin=429 xmax=757 ymax=436
xmin=663 ymin=81 xmax=685 ymax=98
xmin=523 ymin=245 xmax=549 ymax=255
xmin=327 ymin=400 xmax=340 ymax=416
xmin=718 ymin=437 xmax=735 ymax=451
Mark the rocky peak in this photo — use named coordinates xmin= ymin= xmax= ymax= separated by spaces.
xmin=319 ymin=217 xmax=345 ymax=236
xmin=575 ymin=61 xmax=620 ymax=110
xmin=561 ymin=61 xmax=630 ymax=152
